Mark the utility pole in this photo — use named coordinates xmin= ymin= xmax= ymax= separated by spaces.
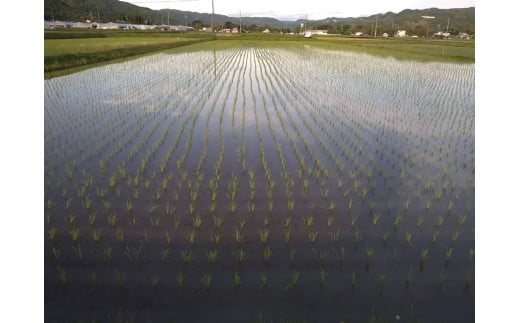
xmin=445 ymin=17 xmax=450 ymax=33
xmin=96 ymin=5 xmax=100 ymax=22
xmin=211 ymin=0 xmax=215 ymax=32
xmin=239 ymin=11 xmax=242 ymax=33
xmin=168 ymin=9 xmax=170 ymax=27
xmin=374 ymin=16 xmax=378 ymax=37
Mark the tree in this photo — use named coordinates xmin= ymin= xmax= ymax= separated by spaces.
xmin=191 ymin=19 xmax=204 ymax=30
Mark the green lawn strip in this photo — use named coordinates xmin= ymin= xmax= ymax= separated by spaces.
xmin=44 ymin=38 xmax=211 ymax=78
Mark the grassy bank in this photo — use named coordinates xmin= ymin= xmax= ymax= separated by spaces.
xmin=44 ymin=30 xmax=215 ymax=78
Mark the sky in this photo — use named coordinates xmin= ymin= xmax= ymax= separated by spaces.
xmin=125 ymin=0 xmax=475 ymax=20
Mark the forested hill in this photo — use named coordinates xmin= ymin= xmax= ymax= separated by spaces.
xmin=44 ymin=1 xmax=474 ymax=34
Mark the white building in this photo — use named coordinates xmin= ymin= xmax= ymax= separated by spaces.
xmin=395 ymin=30 xmax=406 ymax=37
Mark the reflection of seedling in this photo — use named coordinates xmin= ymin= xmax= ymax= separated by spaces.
xmin=405 ymin=232 xmax=413 ymax=247
xmin=319 ymin=268 xmax=328 ymax=289
xmin=416 ymin=216 xmax=424 ymax=228
xmin=176 ymin=272 xmax=184 ymax=289
xmin=420 ymin=249 xmax=429 ymax=271
xmin=201 ymin=274 xmax=212 ymax=294
xmin=151 ymin=275 xmax=160 ymax=289
xmin=377 ymin=274 xmax=386 ymax=296
xmin=161 ymin=248 xmax=172 ymax=263
xmin=289 ymin=249 xmax=296 ymax=264
xmin=365 ymin=248 xmax=374 ymax=271
xmin=351 ymin=216 xmax=358 ymax=228
xmin=445 ymin=248 xmax=454 ymax=266
xmin=329 ymin=228 xmax=340 ymax=243
xmin=115 ymin=271 xmax=126 ymax=288
xmin=351 ymin=271 xmax=356 ymax=289
xmin=354 ymin=230 xmax=361 ymax=249
xmin=406 ymin=266 xmax=414 ymax=288
xmin=72 ymin=243 xmax=83 ymax=260
xmin=451 ymin=229 xmax=461 ymax=242
xmin=259 ymin=272 xmax=268 ymax=290
xmin=263 ymin=246 xmax=272 ymax=265
xmin=234 ymin=272 xmax=241 ymax=291
xmin=380 ymin=232 xmax=389 ymax=246
xmin=115 ymin=228 xmax=124 ymax=243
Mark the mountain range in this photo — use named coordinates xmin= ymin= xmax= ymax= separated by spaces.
xmin=44 ymin=1 xmax=475 ymax=34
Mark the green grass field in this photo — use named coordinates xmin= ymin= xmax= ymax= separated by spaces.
xmin=44 ymin=30 xmax=474 ymax=78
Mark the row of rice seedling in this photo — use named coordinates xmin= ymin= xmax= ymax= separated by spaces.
xmin=45 ymin=45 xmax=474 ymax=322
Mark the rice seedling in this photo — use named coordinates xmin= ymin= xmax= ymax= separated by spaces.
xmin=284 ymin=271 xmax=300 ymax=291
xmin=115 ymin=228 xmax=124 ymax=243
xmin=234 ymin=229 xmax=244 ymax=245
xmin=57 ymin=266 xmax=68 ymax=286
xmin=69 ymin=226 xmax=80 ymax=242
xmin=64 ymin=212 xmax=77 ymax=225
xmin=212 ymin=215 xmax=224 ymax=230
xmin=91 ymin=228 xmax=101 ymax=243
xmin=181 ymin=250 xmax=193 ymax=266
xmin=329 ymin=227 xmax=341 ymax=244
xmin=236 ymin=248 xmax=247 ymax=266
xmin=393 ymin=214 xmax=402 ymax=231
xmin=210 ymin=232 xmax=221 ymax=246
xmin=193 ymin=215 xmax=203 ymax=230
xmin=308 ymin=230 xmax=319 ymax=245
xmin=106 ymin=213 xmax=118 ymax=227
xmin=304 ymin=215 xmax=314 ymax=229
xmin=351 ymin=271 xmax=356 ymax=289
xmin=259 ymin=228 xmax=270 ymax=245
xmin=186 ymin=231 xmax=197 ymax=247
xmin=207 ymin=249 xmax=218 ymax=266
xmin=435 ymin=215 xmax=445 ymax=227
xmin=48 ymin=227 xmax=57 ymax=241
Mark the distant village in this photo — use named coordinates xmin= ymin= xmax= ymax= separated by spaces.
xmin=44 ymin=20 xmax=472 ymax=40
